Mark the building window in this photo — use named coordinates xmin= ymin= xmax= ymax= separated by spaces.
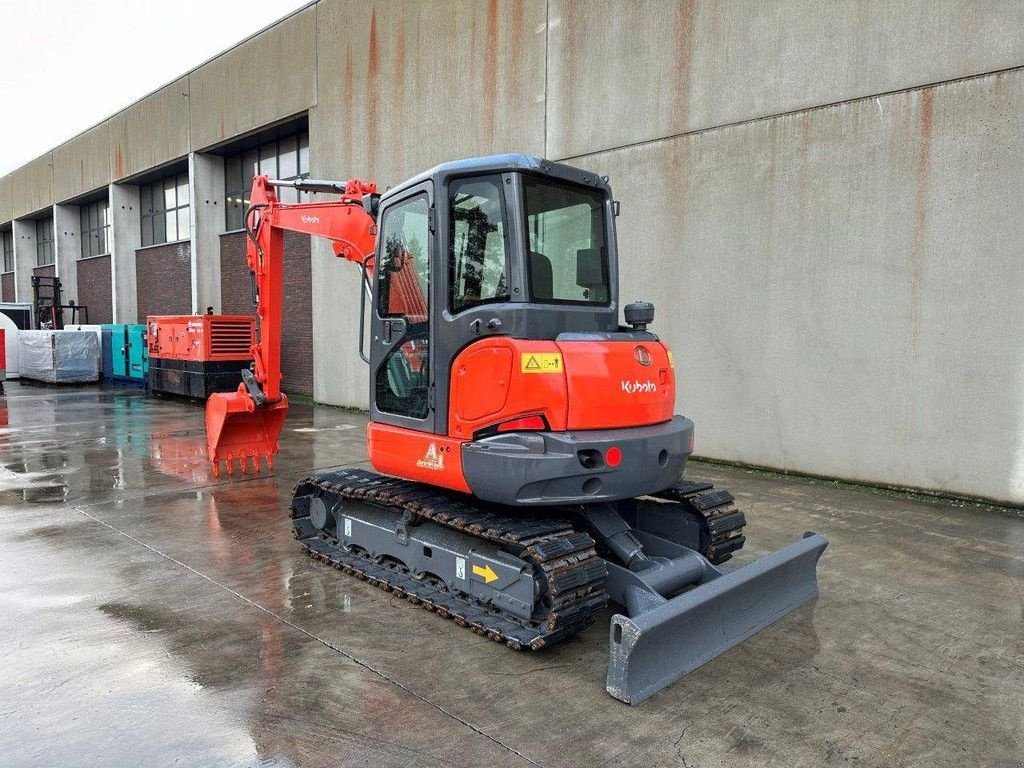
xmin=36 ymin=218 xmax=55 ymax=266
xmin=140 ymin=172 xmax=190 ymax=246
xmin=224 ymin=130 xmax=310 ymax=231
xmin=2 ymin=230 xmax=12 ymax=273
xmin=80 ymin=199 xmax=111 ymax=259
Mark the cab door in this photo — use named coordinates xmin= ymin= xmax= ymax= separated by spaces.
xmin=369 ymin=183 xmax=436 ymax=433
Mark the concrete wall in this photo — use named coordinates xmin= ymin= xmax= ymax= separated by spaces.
xmin=53 ymin=203 xmax=79 ymax=303
xmin=590 ymin=69 xmax=1024 ymax=504
xmin=11 ymin=220 xmax=35 ymax=304
xmin=53 ymin=124 xmax=111 ymax=203
xmin=546 ymin=0 xmax=1024 ymax=159
xmin=110 ymin=78 xmax=191 ymax=182
xmin=189 ymin=152 xmax=225 ymax=313
xmin=109 ymin=183 xmax=141 ymax=323
xmin=189 ymin=6 xmax=317 ymax=149
xmin=1 ymin=0 xmax=1023 ymax=503
xmin=310 ymin=0 xmax=548 ymax=407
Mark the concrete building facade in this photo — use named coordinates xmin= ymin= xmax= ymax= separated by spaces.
xmin=1 ymin=0 xmax=1023 ymax=504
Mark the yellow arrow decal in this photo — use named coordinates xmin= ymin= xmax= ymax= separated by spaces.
xmin=472 ymin=563 xmax=499 ymax=584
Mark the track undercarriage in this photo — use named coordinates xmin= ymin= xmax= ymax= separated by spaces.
xmin=288 ymin=468 xmax=826 ymax=705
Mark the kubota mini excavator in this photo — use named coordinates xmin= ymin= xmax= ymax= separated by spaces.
xmin=205 ymin=155 xmax=827 ymax=704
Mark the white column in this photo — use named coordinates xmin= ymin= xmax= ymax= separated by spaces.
xmin=109 ymin=183 xmax=141 ymax=323
xmin=189 ymin=151 xmax=226 ymax=314
xmin=11 ymin=219 xmax=35 ymax=306
xmin=53 ymin=203 xmax=80 ymax=304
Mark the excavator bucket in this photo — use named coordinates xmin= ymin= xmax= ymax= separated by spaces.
xmin=205 ymin=388 xmax=289 ymax=477
xmin=606 ymin=532 xmax=828 ymax=704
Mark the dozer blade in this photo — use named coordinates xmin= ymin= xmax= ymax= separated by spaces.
xmin=606 ymin=531 xmax=828 ymax=705
xmin=205 ymin=388 xmax=289 ymax=477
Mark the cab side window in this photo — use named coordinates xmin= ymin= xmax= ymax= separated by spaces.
xmin=449 ymin=177 xmax=510 ymax=313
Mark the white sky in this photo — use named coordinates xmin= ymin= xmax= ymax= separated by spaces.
xmin=0 ymin=0 xmax=311 ymax=176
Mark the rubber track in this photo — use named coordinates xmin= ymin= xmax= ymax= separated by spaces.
xmin=291 ymin=468 xmax=609 ymax=651
xmin=652 ymin=481 xmax=748 ymax=564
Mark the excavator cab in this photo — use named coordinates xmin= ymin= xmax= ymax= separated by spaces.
xmin=206 ymin=155 xmax=827 ymax=704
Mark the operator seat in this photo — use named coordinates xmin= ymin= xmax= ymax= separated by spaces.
xmin=529 ymin=251 xmax=554 ymax=300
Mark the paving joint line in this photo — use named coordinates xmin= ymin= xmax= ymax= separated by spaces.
xmin=71 ymin=504 xmax=545 ymax=768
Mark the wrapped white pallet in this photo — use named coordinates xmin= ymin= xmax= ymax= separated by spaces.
xmin=18 ymin=330 xmax=99 ymax=383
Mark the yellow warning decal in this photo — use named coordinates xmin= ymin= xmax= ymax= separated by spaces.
xmin=521 ymin=352 xmax=563 ymax=374
xmin=472 ymin=563 xmax=498 ymax=583
xmin=667 ymin=351 xmax=674 ymax=369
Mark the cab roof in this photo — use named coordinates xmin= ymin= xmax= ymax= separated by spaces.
xmin=380 ymin=154 xmax=612 ymax=202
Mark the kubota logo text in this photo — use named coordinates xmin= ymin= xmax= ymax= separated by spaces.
xmin=301 ymin=215 xmax=320 ymax=225
xmin=621 ymin=379 xmax=657 ymax=394
xmin=416 ymin=443 xmax=445 ymax=470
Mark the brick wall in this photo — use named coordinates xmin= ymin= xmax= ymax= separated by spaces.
xmin=1 ymin=273 xmax=13 ymax=302
xmin=33 ymin=264 xmax=55 ymax=279
xmin=76 ymin=255 xmax=112 ymax=324
xmin=220 ymin=230 xmax=313 ymax=396
xmin=136 ymin=242 xmax=191 ymax=321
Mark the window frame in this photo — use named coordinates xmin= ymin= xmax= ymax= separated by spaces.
xmin=1 ymin=230 xmax=13 ymax=273
xmin=447 ymin=174 xmax=512 ymax=315
xmin=35 ymin=218 xmax=55 ymax=267
xmin=79 ymin=198 xmax=111 ymax=259
xmin=223 ymin=130 xmax=310 ymax=232
xmin=140 ymin=172 xmax=190 ymax=247
xmin=521 ymin=175 xmax=612 ymax=307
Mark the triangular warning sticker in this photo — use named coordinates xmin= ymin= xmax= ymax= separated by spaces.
xmin=525 ymin=356 xmax=541 ymax=370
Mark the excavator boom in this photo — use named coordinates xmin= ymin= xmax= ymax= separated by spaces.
xmin=205 ymin=175 xmax=378 ymax=476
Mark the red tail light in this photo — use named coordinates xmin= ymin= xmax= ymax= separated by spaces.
xmin=497 ymin=415 xmax=547 ymax=433
xmin=605 ymin=446 xmax=622 ymax=467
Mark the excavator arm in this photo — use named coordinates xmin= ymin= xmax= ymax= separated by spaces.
xmin=206 ymin=174 xmax=379 ymax=476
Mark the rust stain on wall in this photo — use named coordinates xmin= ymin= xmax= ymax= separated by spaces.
xmin=366 ymin=9 xmax=381 ymax=174
xmin=560 ymin=0 xmax=578 ymax=134
xmin=510 ymin=0 xmax=525 ymax=55
xmin=671 ymin=0 xmax=697 ymax=133
xmin=395 ymin=18 xmax=406 ymax=146
xmin=482 ymin=0 xmax=500 ymax=146
xmin=343 ymin=43 xmax=355 ymax=166
xmin=910 ymin=87 xmax=934 ymax=358
xmin=114 ymin=145 xmax=124 ymax=180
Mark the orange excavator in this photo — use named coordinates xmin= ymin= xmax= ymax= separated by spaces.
xmin=206 ymin=155 xmax=827 ymax=704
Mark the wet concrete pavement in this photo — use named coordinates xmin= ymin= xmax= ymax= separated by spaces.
xmin=0 ymin=382 xmax=1021 ymax=768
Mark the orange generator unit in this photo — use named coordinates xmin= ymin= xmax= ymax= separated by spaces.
xmin=147 ymin=314 xmax=255 ymax=399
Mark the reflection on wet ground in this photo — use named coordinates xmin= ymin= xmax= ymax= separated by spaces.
xmin=0 ymin=381 xmax=1022 ymax=767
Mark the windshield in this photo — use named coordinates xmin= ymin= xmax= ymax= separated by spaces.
xmin=523 ymin=177 xmax=610 ymax=305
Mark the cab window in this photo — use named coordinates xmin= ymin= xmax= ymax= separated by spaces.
xmin=449 ymin=176 xmax=510 ymax=313
xmin=524 ymin=177 xmax=609 ymax=305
